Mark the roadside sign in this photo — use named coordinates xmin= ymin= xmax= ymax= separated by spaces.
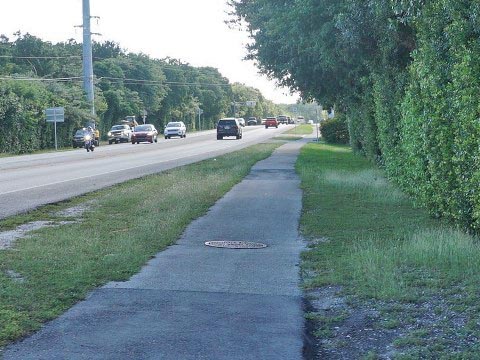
xmin=45 ymin=107 xmax=65 ymax=122
xmin=45 ymin=107 xmax=65 ymax=151
xmin=245 ymin=101 xmax=256 ymax=107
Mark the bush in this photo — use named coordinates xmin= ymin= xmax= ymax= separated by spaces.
xmin=320 ymin=115 xmax=349 ymax=144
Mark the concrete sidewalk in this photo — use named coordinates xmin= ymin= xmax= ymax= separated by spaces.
xmin=4 ymin=139 xmax=307 ymax=360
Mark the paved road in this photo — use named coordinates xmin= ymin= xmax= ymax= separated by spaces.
xmin=0 ymin=126 xmax=290 ymax=219
xmin=3 ymin=139 xmax=307 ymax=359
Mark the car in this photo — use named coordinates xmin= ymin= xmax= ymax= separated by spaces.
xmin=237 ymin=118 xmax=246 ymax=127
xmin=264 ymin=117 xmax=278 ymax=129
xmin=131 ymin=124 xmax=158 ymax=144
xmin=72 ymin=128 xmax=98 ymax=148
xmin=287 ymin=117 xmax=294 ymax=124
xmin=277 ymin=115 xmax=288 ymax=124
xmin=216 ymin=118 xmax=242 ymax=140
xmin=164 ymin=121 xmax=186 ymax=139
xmin=108 ymin=124 xmax=132 ymax=144
xmin=247 ymin=117 xmax=257 ymax=126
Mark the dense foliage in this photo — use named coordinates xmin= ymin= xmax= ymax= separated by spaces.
xmin=320 ymin=115 xmax=349 ymax=144
xmin=0 ymin=32 xmax=288 ymax=153
xmin=231 ymin=0 xmax=480 ymax=232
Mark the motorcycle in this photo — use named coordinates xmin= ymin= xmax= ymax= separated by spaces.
xmin=84 ymin=134 xmax=95 ymax=152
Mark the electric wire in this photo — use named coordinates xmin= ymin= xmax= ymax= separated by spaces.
xmin=0 ymin=55 xmax=82 ymax=59
xmin=0 ymin=75 xmax=230 ymax=87
xmin=0 ymin=76 xmax=82 ymax=82
xmin=0 ymin=55 xmax=230 ymax=86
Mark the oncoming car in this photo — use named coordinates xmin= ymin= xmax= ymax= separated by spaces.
xmin=131 ymin=124 xmax=158 ymax=144
xmin=164 ymin=121 xmax=186 ymax=139
xmin=72 ymin=128 xmax=99 ymax=148
xmin=108 ymin=124 xmax=132 ymax=144
xmin=237 ymin=118 xmax=246 ymax=127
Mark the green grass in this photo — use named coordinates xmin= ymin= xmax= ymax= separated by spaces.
xmin=0 ymin=146 xmax=76 ymax=158
xmin=273 ymin=135 xmax=303 ymax=141
xmin=297 ymin=143 xmax=480 ymax=357
xmin=285 ymin=124 xmax=314 ymax=135
xmin=0 ymin=142 xmax=280 ymax=347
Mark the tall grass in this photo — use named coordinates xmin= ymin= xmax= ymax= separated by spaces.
xmin=298 ymin=143 xmax=480 ymax=300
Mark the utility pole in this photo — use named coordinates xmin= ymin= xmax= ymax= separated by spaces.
xmin=82 ymin=0 xmax=95 ymax=117
xmin=197 ymin=108 xmax=203 ymax=130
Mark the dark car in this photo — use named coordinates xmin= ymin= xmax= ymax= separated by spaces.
xmin=247 ymin=117 xmax=258 ymax=126
xmin=72 ymin=128 xmax=97 ymax=148
xmin=131 ymin=124 xmax=158 ymax=144
xmin=216 ymin=118 xmax=242 ymax=140
xmin=277 ymin=115 xmax=288 ymax=124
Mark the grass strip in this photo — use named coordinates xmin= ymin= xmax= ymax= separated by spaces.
xmin=298 ymin=142 xmax=480 ymax=358
xmin=274 ymin=135 xmax=304 ymax=141
xmin=0 ymin=142 xmax=280 ymax=347
xmin=285 ymin=124 xmax=313 ymax=135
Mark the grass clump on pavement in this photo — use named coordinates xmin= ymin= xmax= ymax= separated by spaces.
xmin=297 ymin=142 xmax=480 ymax=358
xmin=0 ymin=142 xmax=280 ymax=347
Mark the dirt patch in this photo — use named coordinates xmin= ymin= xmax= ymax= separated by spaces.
xmin=5 ymin=270 xmax=24 ymax=283
xmin=304 ymin=285 xmax=480 ymax=359
xmin=53 ymin=201 xmax=95 ymax=218
xmin=304 ymin=287 xmax=401 ymax=359
xmin=0 ymin=221 xmax=54 ymax=250
xmin=0 ymin=201 xmax=95 ymax=250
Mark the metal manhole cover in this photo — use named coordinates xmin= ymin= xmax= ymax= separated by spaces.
xmin=205 ymin=241 xmax=267 ymax=249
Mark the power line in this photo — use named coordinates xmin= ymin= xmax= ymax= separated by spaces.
xmin=0 ymin=76 xmax=82 ymax=82
xmin=100 ymin=76 xmax=230 ymax=87
xmin=0 ymin=75 xmax=230 ymax=87
xmin=0 ymin=55 xmax=216 ymax=71
xmin=0 ymin=55 xmax=81 ymax=59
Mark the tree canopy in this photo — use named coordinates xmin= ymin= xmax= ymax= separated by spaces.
xmin=230 ymin=0 xmax=480 ymax=232
xmin=0 ymin=32 xmax=289 ymax=153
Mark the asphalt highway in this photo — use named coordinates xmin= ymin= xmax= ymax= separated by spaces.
xmin=0 ymin=125 xmax=291 ymax=219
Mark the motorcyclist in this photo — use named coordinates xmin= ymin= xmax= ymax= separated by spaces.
xmin=85 ymin=126 xmax=95 ymax=152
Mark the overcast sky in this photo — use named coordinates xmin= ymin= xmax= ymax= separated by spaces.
xmin=0 ymin=0 xmax=299 ymax=104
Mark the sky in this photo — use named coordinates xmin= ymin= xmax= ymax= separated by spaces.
xmin=0 ymin=0 xmax=299 ymax=104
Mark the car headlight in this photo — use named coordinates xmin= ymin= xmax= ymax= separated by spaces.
xmin=108 ymin=132 xmax=112 ymax=136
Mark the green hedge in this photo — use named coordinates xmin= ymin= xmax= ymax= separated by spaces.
xmin=394 ymin=1 xmax=480 ymax=231
xmin=326 ymin=1 xmax=480 ymax=232
xmin=324 ymin=1 xmax=480 ymax=232
xmin=320 ymin=115 xmax=349 ymax=144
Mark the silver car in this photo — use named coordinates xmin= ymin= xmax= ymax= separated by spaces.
xmin=108 ymin=124 xmax=132 ymax=144
xmin=164 ymin=121 xmax=187 ymax=139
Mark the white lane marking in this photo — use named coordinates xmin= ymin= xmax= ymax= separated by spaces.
xmin=0 ymin=126 xmax=286 ymax=196
xmin=0 ymin=153 xmax=200 ymax=196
